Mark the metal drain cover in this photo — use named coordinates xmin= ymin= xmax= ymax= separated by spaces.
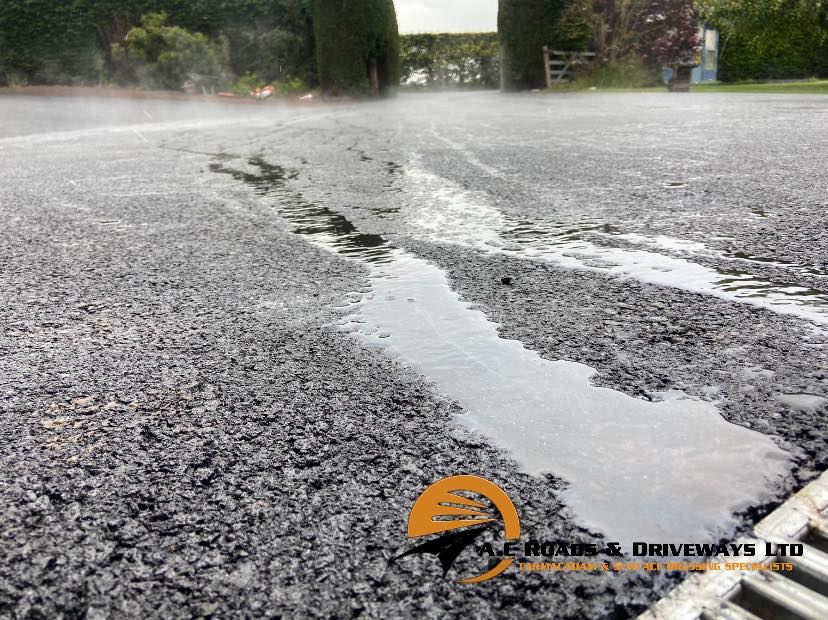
xmin=641 ymin=470 xmax=828 ymax=620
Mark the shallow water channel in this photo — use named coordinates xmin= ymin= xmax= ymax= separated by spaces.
xmin=402 ymin=164 xmax=828 ymax=327
xmin=211 ymin=156 xmax=790 ymax=548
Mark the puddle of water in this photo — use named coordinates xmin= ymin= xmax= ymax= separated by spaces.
xmin=774 ymin=393 xmax=828 ymax=413
xmin=349 ymin=256 xmax=789 ymax=546
xmin=607 ymin=233 xmax=709 ymax=254
xmin=210 ymin=159 xmax=397 ymax=264
xmin=351 ymin=204 xmax=401 ymax=219
xmin=720 ymin=252 xmax=828 ymax=278
xmin=382 ymin=161 xmax=405 ymax=195
xmin=402 ymin=164 xmax=828 ymax=326
xmin=346 ymin=145 xmax=374 ymax=162
xmin=742 ymin=367 xmax=776 ymax=381
xmin=615 ymin=234 xmax=828 ymax=279
xmin=503 ymin=220 xmax=620 ymax=245
xmin=211 ymin=156 xmax=790 ymax=548
xmin=385 ymin=161 xmax=403 ymax=175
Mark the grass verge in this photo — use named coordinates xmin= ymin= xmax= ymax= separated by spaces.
xmin=546 ymin=79 xmax=828 ymax=94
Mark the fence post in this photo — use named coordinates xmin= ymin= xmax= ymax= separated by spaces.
xmin=543 ymin=46 xmax=552 ymax=89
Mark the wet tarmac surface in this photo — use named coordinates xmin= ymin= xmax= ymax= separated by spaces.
xmin=1 ymin=92 xmax=826 ymax=618
xmin=210 ymin=154 xmax=790 ymax=549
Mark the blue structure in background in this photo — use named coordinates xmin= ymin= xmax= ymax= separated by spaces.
xmin=693 ymin=25 xmax=719 ymax=83
xmin=663 ymin=24 xmax=719 ymax=85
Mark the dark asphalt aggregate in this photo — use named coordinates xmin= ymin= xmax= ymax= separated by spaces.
xmin=0 ymin=93 xmax=826 ymax=619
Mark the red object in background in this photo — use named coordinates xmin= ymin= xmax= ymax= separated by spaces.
xmin=250 ymin=85 xmax=275 ymax=99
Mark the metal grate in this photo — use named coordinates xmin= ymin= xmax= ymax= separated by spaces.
xmin=641 ymin=470 xmax=828 ymax=620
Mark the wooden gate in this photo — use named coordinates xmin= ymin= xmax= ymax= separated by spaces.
xmin=543 ymin=48 xmax=596 ymax=88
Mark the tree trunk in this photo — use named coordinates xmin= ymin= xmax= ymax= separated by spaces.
xmin=368 ymin=57 xmax=380 ymax=96
xmin=669 ymin=65 xmax=692 ymax=92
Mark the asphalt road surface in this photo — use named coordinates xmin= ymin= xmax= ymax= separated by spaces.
xmin=1 ymin=92 xmax=826 ymax=619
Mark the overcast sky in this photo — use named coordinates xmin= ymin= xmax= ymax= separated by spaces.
xmin=395 ymin=0 xmax=498 ymax=33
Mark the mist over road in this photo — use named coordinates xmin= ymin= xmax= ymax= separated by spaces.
xmin=1 ymin=92 xmax=825 ymax=618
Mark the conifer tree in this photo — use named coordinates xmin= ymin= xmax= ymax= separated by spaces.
xmin=313 ymin=0 xmax=400 ymax=96
xmin=498 ymin=0 xmax=569 ymax=90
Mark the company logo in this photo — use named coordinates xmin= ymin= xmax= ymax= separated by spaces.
xmin=393 ymin=476 xmax=799 ymax=582
xmin=395 ymin=475 xmax=520 ymax=583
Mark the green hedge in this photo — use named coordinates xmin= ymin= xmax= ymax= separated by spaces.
xmin=0 ymin=0 xmax=316 ymax=87
xmin=400 ymin=33 xmax=499 ymax=89
xmin=0 ymin=0 xmax=103 ymax=85
xmin=313 ymin=0 xmax=399 ymax=95
xmin=498 ymin=0 xmax=570 ymax=90
xmin=718 ymin=33 xmax=828 ymax=82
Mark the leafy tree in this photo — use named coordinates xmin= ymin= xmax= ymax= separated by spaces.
xmin=0 ymin=0 xmax=110 ymax=84
xmin=111 ymin=12 xmax=225 ymax=89
xmin=312 ymin=0 xmax=399 ymax=95
xmin=698 ymin=0 xmax=828 ymax=80
xmin=559 ymin=0 xmax=699 ymax=66
xmin=639 ymin=0 xmax=700 ymax=67
xmin=400 ymin=33 xmax=500 ymax=89
xmin=698 ymin=0 xmax=828 ymax=54
xmin=498 ymin=0 xmax=571 ymax=90
xmin=68 ymin=1 xmax=155 ymax=73
xmin=178 ymin=0 xmax=316 ymax=84
xmin=560 ymin=0 xmax=652 ymax=65
xmin=0 ymin=0 xmax=317 ymax=86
